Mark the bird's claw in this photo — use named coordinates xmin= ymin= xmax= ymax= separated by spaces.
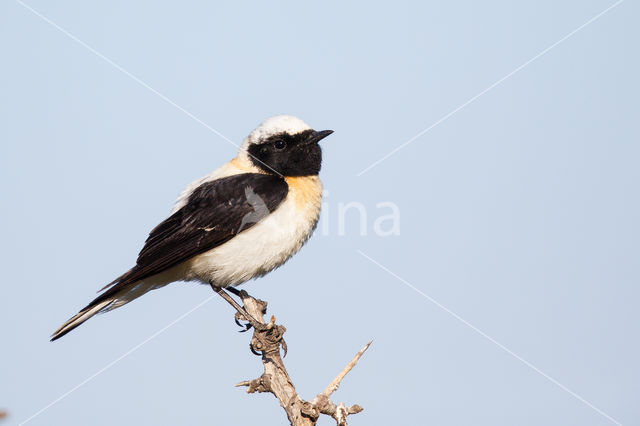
xmin=250 ymin=344 xmax=262 ymax=356
xmin=248 ymin=318 xmax=287 ymax=357
xmin=234 ymin=311 xmax=253 ymax=332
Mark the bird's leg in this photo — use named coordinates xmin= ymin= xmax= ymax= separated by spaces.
xmin=226 ymin=287 xmax=252 ymax=329
xmin=209 ymin=284 xmax=263 ymax=331
xmin=210 ymin=284 xmax=287 ymax=357
xmin=225 ymin=286 xmax=243 ymax=297
xmin=225 ymin=287 xmax=268 ymax=331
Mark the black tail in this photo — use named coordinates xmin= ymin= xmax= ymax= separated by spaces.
xmin=50 ymin=291 xmax=117 ymax=341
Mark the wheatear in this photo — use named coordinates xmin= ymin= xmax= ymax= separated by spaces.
xmin=52 ymin=115 xmax=333 ymax=340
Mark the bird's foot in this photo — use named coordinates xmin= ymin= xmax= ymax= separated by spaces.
xmin=234 ymin=311 xmax=253 ymax=332
xmin=249 ymin=315 xmax=288 ymax=357
xmin=210 ymin=283 xmax=285 ymax=356
xmin=227 ymin=287 xmax=269 ymax=333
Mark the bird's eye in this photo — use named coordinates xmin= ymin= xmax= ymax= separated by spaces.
xmin=273 ymin=139 xmax=286 ymax=150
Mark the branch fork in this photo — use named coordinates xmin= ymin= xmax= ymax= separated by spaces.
xmin=211 ymin=284 xmax=370 ymax=426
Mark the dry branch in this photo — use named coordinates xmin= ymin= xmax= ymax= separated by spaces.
xmin=212 ymin=286 xmax=370 ymax=426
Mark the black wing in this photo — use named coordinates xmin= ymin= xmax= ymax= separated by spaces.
xmin=106 ymin=173 xmax=288 ymax=290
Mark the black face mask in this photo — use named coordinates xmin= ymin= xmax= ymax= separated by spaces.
xmin=247 ymin=129 xmax=332 ymax=177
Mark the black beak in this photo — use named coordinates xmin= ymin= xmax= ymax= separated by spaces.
xmin=306 ymin=129 xmax=334 ymax=144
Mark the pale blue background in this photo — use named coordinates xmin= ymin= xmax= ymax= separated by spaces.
xmin=1 ymin=1 xmax=638 ymax=425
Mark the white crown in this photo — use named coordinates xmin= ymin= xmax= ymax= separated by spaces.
xmin=244 ymin=115 xmax=312 ymax=145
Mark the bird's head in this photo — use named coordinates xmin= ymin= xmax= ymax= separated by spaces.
xmin=239 ymin=115 xmax=333 ymax=177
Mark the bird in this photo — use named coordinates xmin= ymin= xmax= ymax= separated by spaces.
xmin=51 ymin=115 xmax=333 ymax=341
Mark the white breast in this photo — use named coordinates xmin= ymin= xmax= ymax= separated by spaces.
xmin=183 ymin=175 xmax=322 ymax=287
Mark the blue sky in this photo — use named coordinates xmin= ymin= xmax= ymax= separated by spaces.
xmin=1 ymin=1 xmax=638 ymax=425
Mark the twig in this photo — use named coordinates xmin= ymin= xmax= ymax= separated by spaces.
xmin=310 ymin=342 xmax=372 ymax=425
xmin=212 ymin=286 xmax=370 ymax=426
xmin=320 ymin=341 xmax=373 ymax=397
